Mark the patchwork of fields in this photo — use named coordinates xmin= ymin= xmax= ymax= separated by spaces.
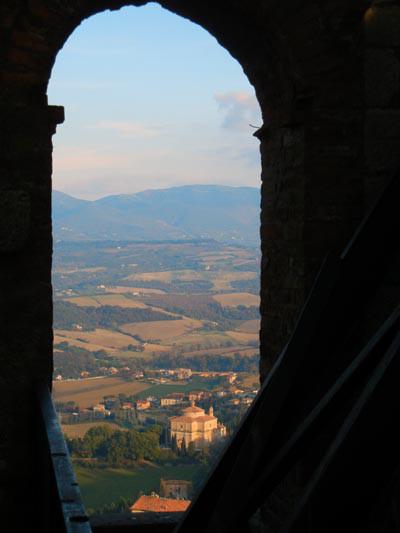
xmin=52 ymin=241 xmax=260 ymax=514
xmin=53 ymin=241 xmax=260 ymax=392
xmin=55 ymin=328 xmax=141 ymax=351
xmin=124 ymin=269 xmax=257 ymax=291
xmin=53 ymin=377 xmax=152 ymax=408
xmin=66 ymin=294 xmax=149 ymax=308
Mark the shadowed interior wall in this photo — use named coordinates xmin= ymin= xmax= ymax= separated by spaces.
xmin=0 ymin=0 xmax=399 ymax=527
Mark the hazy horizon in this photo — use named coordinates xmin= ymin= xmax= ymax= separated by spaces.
xmin=53 ymin=182 xmax=260 ymax=202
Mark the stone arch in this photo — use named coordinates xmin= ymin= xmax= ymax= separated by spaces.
xmin=2 ymin=0 xmax=399 ymax=522
xmin=2 ymin=0 xmax=293 ymax=381
xmin=2 ymin=0 xmax=388 ymax=384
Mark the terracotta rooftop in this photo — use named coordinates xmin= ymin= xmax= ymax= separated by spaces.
xmin=130 ymin=495 xmax=191 ymax=513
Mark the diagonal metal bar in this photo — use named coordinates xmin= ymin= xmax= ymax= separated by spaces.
xmin=174 ymin=252 xmax=340 ymax=533
xmin=175 ymin=172 xmax=400 ymax=533
xmin=243 ymin=306 xmax=400 ymax=521
xmin=284 ymin=330 xmax=400 ymax=533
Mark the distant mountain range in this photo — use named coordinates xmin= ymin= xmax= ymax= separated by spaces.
xmin=52 ymin=185 xmax=260 ymax=243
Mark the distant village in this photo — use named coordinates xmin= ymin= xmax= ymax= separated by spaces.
xmin=55 ymin=366 xmax=258 ymax=514
xmin=56 ymin=367 xmax=257 ymax=427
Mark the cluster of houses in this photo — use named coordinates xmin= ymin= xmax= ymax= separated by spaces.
xmin=59 ymin=383 xmax=257 ymax=428
xmin=54 ymin=368 xmax=144 ymax=381
xmin=54 ymin=366 xmax=237 ymax=384
xmin=56 ymin=365 xmax=258 ymax=429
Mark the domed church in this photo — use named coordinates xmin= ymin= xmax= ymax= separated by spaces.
xmin=170 ymin=402 xmax=226 ymax=448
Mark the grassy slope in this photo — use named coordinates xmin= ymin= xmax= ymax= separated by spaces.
xmin=135 ymin=377 xmax=221 ymax=399
xmin=75 ymin=463 xmax=202 ymax=509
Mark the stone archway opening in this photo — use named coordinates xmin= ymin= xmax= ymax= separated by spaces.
xmin=47 ymin=2 xmax=263 ymax=518
xmin=1 ymin=1 xmax=389 ymax=528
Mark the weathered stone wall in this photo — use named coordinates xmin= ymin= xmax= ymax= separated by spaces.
xmin=365 ymin=0 xmax=400 ymax=208
xmin=0 ymin=0 xmax=399 ymax=527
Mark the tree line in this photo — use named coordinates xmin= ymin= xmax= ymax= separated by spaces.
xmin=53 ymin=340 xmax=259 ymax=379
xmin=53 ymin=300 xmax=180 ymax=330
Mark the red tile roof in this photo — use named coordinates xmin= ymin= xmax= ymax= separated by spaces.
xmin=130 ymin=495 xmax=190 ymax=513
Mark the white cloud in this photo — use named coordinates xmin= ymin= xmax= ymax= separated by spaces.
xmin=214 ymin=91 xmax=261 ymax=131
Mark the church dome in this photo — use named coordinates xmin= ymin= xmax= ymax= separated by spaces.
xmin=182 ymin=401 xmax=205 ymax=417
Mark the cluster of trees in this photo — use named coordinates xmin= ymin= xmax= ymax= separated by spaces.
xmin=145 ymin=295 xmax=259 ymax=329
xmin=53 ymin=344 xmax=105 ymax=378
xmin=170 ymin=436 xmax=200 ymax=460
xmin=67 ymin=423 xmax=214 ymax=469
xmin=68 ymin=425 xmax=165 ymax=465
xmin=53 ymin=341 xmax=259 ymax=379
xmin=53 ymin=300 xmax=180 ymax=330
xmin=212 ymin=401 xmax=250 ymax=434
xmin=230 ymin=279 xmax=259 ymax=294
xmin=232 ymin=262 xmax=259 ymax=273
xmin=150 ymin=353 xmax=259 ymax=373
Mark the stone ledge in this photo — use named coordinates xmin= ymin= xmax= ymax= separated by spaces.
xmin=91 ymin=512 xmax=181 ymax=532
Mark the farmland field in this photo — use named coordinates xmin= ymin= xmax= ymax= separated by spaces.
xmin=119 ymin=318 xmax=203 ymax=342
xmin=55 ymin=328 xmax=140 ymax=350
xmin=183 ymin=345 xmax=258 ymax=357
xmin=54 ymin=334 xmax=117 ymax=352
xmin=66 ymin=294 xmax=149 ymax=308
xmin=160 ymin=330 xmax=256 ymax=348
xmin=212 ymin=292 xmax=260 ymax=307
xmin=62 ymin=421 xmax=126 ymax=438
xmin=135 ymin=377 xmax=221 ymax=399
xmin=142 ymin=342 xmax=171 ymax=353
xmin=124 ymin=269 xmax=257 ymax=291
xmin=65 ymin=296 xmax=102 ymax=307
xmin=105 ymin=286 xmax=166 ymax=295
xmin=53 ymin=377 xmax=152 ymax=408
xmin=236 ymin=319 xmax=260 ymax=333
xmin=225 ymin=330 xmax=258 ymax=344
xmin=93 ymin=294 xmax=149 ymax=308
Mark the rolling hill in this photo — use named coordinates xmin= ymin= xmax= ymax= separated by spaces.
xmin=52 ymin=185 xmax=260 ymax=243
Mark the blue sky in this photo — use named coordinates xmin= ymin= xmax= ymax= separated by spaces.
xmin=48 ymin=3 xmax=262 ymax=199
